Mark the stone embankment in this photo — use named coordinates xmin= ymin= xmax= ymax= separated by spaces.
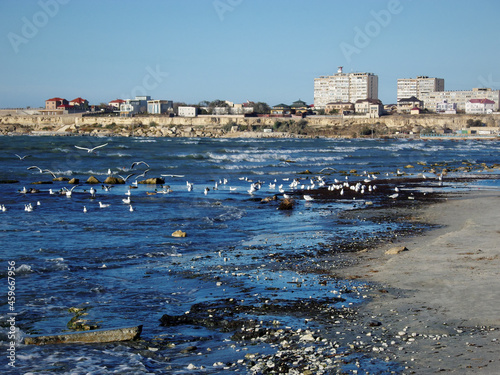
xmin=0 ymin=111 xmax=498 ymax=138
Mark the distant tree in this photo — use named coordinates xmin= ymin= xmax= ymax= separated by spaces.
xmin=198 ymin=100 xmax=210 ymax=107
xmin=251 ymin=102 xmax=271 ymax=114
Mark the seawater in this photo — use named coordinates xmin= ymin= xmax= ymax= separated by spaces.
xmin=1 ymin=136 xmax=500 ymax=374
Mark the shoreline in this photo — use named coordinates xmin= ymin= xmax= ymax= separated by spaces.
xmin=334 ymin=189 xmax=500 ymax=373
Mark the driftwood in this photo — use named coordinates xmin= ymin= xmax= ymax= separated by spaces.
xmin=24 ymin=325 xmax=142 ymax=345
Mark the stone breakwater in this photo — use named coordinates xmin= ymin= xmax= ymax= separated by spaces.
xmin=0 ymin=112 xmax=499 ymax=138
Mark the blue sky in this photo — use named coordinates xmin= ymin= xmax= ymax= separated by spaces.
xmin=1 ymin=0 xmax=499 ymax=108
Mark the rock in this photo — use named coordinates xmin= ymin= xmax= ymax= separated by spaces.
xmin=68 ymin=178 xmax=79 ymax=184
xmin=405 ymin=164 xmax=414 ymax=169
xmin=261 ymin=195 xmax=277 ymax=203
xmin=172 ymin=230 xmax=187 ymax=238
xmin=86 ymin=176 xmax=100 ymax=184
xmin=385 ymin=246 xmax=408 ymax=255
xmin=104 ymin=176 xmax=124 ymax=185
xmin=138 ymin=177 xmax=165 ymax=185
xmin=278 ymin=198 xmax=295 ymax=210
xmin=53 ymin=177 xmax=70 ymax=182
xmin=31 ymin=181 xmax=53 ymax=185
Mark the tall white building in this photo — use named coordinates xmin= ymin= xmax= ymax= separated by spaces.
xmin=397 ymin=76 xmax=444 ymax=101
xmin=314 ymin=67 xmax=378 ymax=109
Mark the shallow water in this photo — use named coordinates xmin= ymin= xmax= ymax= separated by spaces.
xmin=1 ymin=136 xmax=500 ymax=374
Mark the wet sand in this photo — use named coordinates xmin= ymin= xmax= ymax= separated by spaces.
xmin=337 ymin=190 xmax=500 ymax=374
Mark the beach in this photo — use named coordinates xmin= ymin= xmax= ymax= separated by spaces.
xmin=335 ymin=190 xmax=500 ymax=374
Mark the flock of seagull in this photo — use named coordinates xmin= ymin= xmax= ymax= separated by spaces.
xmin=4 ymin=141 xmax=421 ymax=214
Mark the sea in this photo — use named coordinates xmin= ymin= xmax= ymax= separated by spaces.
xmin=1 ymin=135 xmax=500 ymax=374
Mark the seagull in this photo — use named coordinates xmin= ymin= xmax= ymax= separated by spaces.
xmin=15 ymin=154 xmax=31 ymax=160
xmin=74 ymin=143 xmax=108 ymax=153
xmin=99 ymin=202 xmax=110 ymax=208
xmin=1 ymin=205 xmax=7 ymax=212
xmin=118 ymin=173 xmax=135 ymax=182
xmin=64 ymin=185 xmax=79 ymax=198
xmin=122 ymin=196 xmax=131 ymax=204
xmin=129 ymin=205 xmax=134 ymax=212
xmin=131 ymin=161 xmax=150 ymax=169
xmin=134 ymin=169 xmax=150 ymax=180
xmin=186 ymin=182 xmax=194 ymax=192
xmin=303 ymin=195 xmax=314 ymax=201
xmin=89 ymin=187 xmax=96 ymax=198
xmin=389 ymin=193 xmax=399 ymax=199
xmin=27 ymin=165 xmax=44 ymax=173
xmin=83 ymin=206 xmax=87 ymax=213
xmin=204 ymin=187 xmax=209 ymax=195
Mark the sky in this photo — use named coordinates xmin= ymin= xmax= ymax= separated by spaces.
xmin=1 ymin=0 xmax=499 ymax=108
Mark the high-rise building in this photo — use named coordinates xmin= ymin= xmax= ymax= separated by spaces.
xmin=314 ymin=67 xmax=378 ymax=109
xmin=397 ymin=76 xmax=444 ymax=101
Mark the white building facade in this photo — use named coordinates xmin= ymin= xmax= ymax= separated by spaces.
xmin=465 ymin=99 xmax=495 ymax=114
xmin=397 ymin=76 xmax=444 ymax=101
xmin=147 ymin=100 xmax=173 ymax=114
xmin=314 ymin=67 xmax=378 ymax=109
xmin=178 ymin=106 xmax=198 ymax=117
xmin=421 ymin=88 xmax=500 ymax=112
xmin=120 ymin=96 xmax=151 ymax=116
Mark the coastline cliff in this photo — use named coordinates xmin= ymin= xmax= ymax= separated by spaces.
xmin=0 ymin=112 xmax=498 ymax=138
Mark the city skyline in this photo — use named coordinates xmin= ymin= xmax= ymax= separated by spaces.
xmin=1 ymin=0 xmax=499 ymax=109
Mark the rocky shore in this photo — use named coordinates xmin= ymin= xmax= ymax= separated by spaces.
xmin=121 ymin=175 xmax=500 ymax=374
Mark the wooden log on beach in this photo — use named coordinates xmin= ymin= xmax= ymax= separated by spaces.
xmin=24 ymin=325 xmax=142 ymax=345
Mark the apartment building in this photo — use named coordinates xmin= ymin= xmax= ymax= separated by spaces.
xmin=421 ymin=88 xmax=500 ymax=112
xmin=397 ymin=76 xmax=444 ymax=101
xmin=314 ymin=67 xmax=378 ymax=109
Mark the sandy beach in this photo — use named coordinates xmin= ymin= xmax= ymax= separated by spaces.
xmin=336 ymin=190 xmax=500 ymax=374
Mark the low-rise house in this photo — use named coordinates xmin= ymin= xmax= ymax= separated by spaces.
xmin=178 ymin=106 xmax=198 ymax=117
xmin=355 ymin=98 xmax=383 ymax=117
xmin=325 ymin=102 xmax=354 ymax=114
xmin=45 ymin=97 xmax=68 ymax=110
xmin=290 ymin=99 xmax=310 ymax=116
xmin=120 ymin=96 xmax=150 ymax=117
xmin=270 ymin=103 xmax=291 ymax=116
xmin=108 ymin=99 xmax=125 ymax=110
xmin=147 ymin=99 xmax=173 ymax=114
xmin=70 ymin=97 xmax=89 ymax=109
xmin=436 ymin=100 xmax=457 ymax=114
xmin=465 ymin=99 xmax=495 ymax=114
xmin=410 ymin=107 xmax=421 ymax=115
xmin=397 ymin=96 xmax=423 ymax=113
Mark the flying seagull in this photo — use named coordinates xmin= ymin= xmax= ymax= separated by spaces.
xmin=74 ymin=143 xmax=109 ymax=153
xmin=15 ymin=154 xmax=31 ymax=160
xmin=27 ymin=166 xmax=44 ymax=173
xmin=118 ymin=173 xmax=135 ymax=182
xmin=131 ymin=161 xmax=150 ymax=169
xmin=134 ymin=169 xmax=150 ymax=179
